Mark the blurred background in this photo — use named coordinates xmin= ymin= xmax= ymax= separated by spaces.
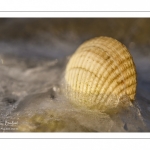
xmin=0 ymin=18 xmax=149 ymax=98
xmin=0 ymin=18 xmax=150 ymax=58
xmin=0 ymin=18 xmax=150 ymax=132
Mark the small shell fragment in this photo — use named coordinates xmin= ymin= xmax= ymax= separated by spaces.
xmin=64 ymin=36 xmax=137 ymax=112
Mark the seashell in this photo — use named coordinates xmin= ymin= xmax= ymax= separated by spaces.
xmin=64 ymin=36 xmax=137 ymax=112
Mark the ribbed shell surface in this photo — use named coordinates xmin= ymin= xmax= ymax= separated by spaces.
xmin=65 ymin=36 xmax=136 ymax=111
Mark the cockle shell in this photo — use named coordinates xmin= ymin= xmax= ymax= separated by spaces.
xmin=64 ymin=36 xmax=136 ymax=112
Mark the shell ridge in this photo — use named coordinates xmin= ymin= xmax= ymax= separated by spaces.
xmin=100 ymin=56 xmax=132 ymax=99
xmin=65 ymin=36 xmax=137 ymax=112
xmin=74 ymin=45 xmax=128 ymax=103
xmin=76 ymin=46 xmax=117 ymax=104
xmin=93 ymin=42 xmax=131 ymax=94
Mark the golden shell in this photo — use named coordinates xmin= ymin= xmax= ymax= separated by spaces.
xmin=64 ymin=36 xmax=136 ymax=112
